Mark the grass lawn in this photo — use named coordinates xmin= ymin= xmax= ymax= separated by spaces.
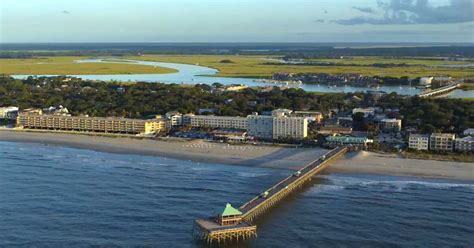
xmin=0 ymin=56 xmax=177 ymax=75
xmin=125 ymin=55 xmax=474 ymax=78
xmin=0 ymin=55 xmax=472 ymax=78
xmin=460 ymin=82 xmax=474 ymax=90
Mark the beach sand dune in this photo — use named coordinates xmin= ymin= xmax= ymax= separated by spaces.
xmin=1 ymin=130 xmax=472 ymax=181
xmin=330 ymin=151 xmax=473 ymax=181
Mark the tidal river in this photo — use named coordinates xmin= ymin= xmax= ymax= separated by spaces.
xmin=12 ymin=59 xmax=474 ymax=98
xmin=1 ymin=141 xmax=473 ymax=247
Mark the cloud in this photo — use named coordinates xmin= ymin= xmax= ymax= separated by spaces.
xmin=62 ymin=10 xmax=71 ymax=14
xmin=335 ymin=0 xmax=474 ymax=25
xmin=352 ymin=6 xmax=375 ymax=13
xmin=316 ymin=19 xmax=325 ymax=23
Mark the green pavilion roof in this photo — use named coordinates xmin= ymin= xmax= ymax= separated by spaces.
xmin=221 ymin=203 xmax=242 ymax=217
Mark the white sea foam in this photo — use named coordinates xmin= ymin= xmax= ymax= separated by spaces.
xmin=236 ymin=172 xmax=268 ymax=178
xmin=75 ymin=154 xmax=90 ymax=158
xmin=44 ymin=155 xmax=65 ymax=159
xmin=361 ymin=180 xmax=474 ymax=190
xmin=306 ymin=184 xmax=346 ymax=195
xmin=190 ymin=166 xmax=215 ymax=172
xmin=322 ymin=175 xmax=474 ymax=191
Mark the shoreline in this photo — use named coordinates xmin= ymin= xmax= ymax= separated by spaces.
xmin=1 ymin=130 xmax=473 ymax=181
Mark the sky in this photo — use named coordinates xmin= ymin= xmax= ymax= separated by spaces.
xmin=1 ymin=0 xmax=473 ymax=43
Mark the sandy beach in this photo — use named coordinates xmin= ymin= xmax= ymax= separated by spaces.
xmin=1 ymin=129 xmax=473 ymax=181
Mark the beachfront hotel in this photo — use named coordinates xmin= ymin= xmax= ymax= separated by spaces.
xmin=186 ymin=109 xmax=309 ymax=141
xmin=190 ymin=115 xmax=248 ymax=130
xmin=247 ymin=114 xmax=274 ymax=139
xmin=247 ymin=109 xmax=309 ymax=140
xmin=16 ymin=113 xmax=165 ymax=135
xmin=272 ymin=116 xmax=308 ymax=140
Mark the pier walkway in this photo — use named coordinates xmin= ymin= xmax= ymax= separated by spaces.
xmin=194 ymin=146 xmax=348 ymax=244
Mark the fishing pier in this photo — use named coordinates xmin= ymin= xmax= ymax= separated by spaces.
xmin=194 ymin=146 xmax=348 ymax=244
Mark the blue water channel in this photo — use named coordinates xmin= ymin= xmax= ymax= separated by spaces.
xmin=12 ymin=58 xmax=474 ymax=98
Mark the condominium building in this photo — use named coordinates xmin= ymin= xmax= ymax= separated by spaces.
xmin=292 ymin=111 xmax=323 ymax=123
xmin=273 ymin=116 xmax=307 ymax=140
xmin=429 ymin=133 xmax=455 ymax=151
xmin=0 ymin=106 xmax=19 ymax=120
xmin=380 ymin=118 xmax=402 ymax=133
xmin=183 ymin=114 xmax=193 ymax=125
xmin=16 ymin=113 xmax=165 ymax=134
xmin=455 ymin=136 xmax=474 ymax=152
xmin=408 ymin=134 xmax=429 ymax=151
xmin=165 ymin=111 xmax=184 ymax=127
xmin=247 ymin=114 xmax=273 ymax=139
xmin=145 ymin=118 xmax=166 ymax=134
xmin=190 ymin=115 xmax=247 ymax=130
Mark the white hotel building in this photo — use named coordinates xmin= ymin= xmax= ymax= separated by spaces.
xmin=247 ymin=114 xmax=273 ymax=139
xmin=169 ymin=109 xmax=309 ymax=140
xmin=247 ymin=109 xmax=308 ymax=140
xmin=272 ymin=116 xmax=308 ymax=140
xmin=190 ymin=115 xmax=248 ymax=130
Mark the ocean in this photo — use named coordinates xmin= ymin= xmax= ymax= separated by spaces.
xmin=0 ymin=141 xmax=473 ymax=247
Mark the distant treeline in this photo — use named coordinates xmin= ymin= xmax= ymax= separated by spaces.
xmin=0 ymin=43 xmax=473 ymax=57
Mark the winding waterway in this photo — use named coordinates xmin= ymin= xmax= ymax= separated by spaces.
xmin=12 ymin=58 xmax=474 ymax=98
xmin=1 ymin=141 xmax=473 ymax=247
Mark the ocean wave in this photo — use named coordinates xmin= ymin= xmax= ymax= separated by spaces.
xmin=44 ymin=155 xmax=66 ymax=160
xmin=321 ymin=175 xmax=474 ymax=191
xmin=305 ymin=184 xmax=345 ymax=195
xmin=190 ymin=166 xmax=215 ymax=172
xmin=75 ymin=154 xmax=91 ymax=158
xmin=360 ymin=180 xmax=474 ymax=190
xmin=236 ymin=172 xmax=269 ymax=178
